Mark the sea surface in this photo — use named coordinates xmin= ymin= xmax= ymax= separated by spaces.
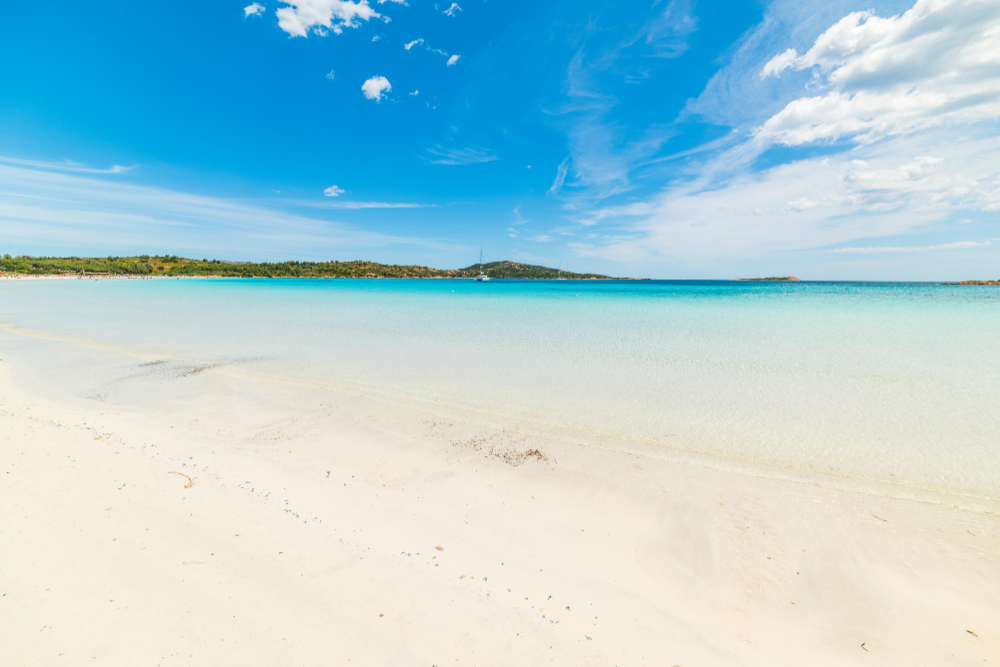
xmin=3 ymin=278 xmax=999 ymax=511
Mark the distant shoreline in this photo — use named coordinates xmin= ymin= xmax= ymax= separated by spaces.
xmin=945 ymin=280 xmax=1000 ymax=286
xmin=0 ymin=273 xmax=637 ymax=281
xmin=0 ymin=255 xmax=623 ymax=280
xmin=5 ymin=273 xmax=1000 ymax=284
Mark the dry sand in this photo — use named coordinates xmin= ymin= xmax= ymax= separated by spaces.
xmin=1 ymin=339 xmax=998 ymax=666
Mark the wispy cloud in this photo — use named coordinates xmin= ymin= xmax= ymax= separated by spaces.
xmin=424 ymin=145 xmax=497 ymax=165
xmin=0 ymin=159 xmax=449 ymax=258
xmin=541 ymin=1 xmax=699 ymax=210
xmin=0 ymin=155 xmax=135 ymax=175
xmin=323 ymin=184 xmax=345 ymax=197
xmin=568 ymin=0 xmax=1000 ymax=273
xmin=403 ymin=37 xmax=458 ymax=65
xmin=547 ymin=157 xmax=569 ymax=196
xmin=577 ymin=130 xmax=1000 ymax=264
xmin=512 ymin=205 xmax=529 ymax=225
xmin=244 ymin=3 xmax=265 ymax=18
xmin=443 ymin=3 xmax=462 ymax=17
xmin=642 ymin=0 xmax=699 ymax=58
xmin=297 ymin=200 xmax=436 ymax=210
xmin=831 ymin=241 xmax=991 ymax=254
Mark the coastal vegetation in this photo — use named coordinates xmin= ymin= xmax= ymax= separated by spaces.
xmin=735 ymin=276 xmax=802 ymax=281
xmin=0 ymin=254 xmax=617 ymax=280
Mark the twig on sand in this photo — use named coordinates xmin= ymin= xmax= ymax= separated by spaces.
xmin=860 ymin=642 xmax=868 ymax=651
xmin=871 ymin=513 xmax=888 ymax=522
xmin=168 ymin=471 xmax=194 ymax=488
xmin=967 ymin=630 xmax=979 ymax=638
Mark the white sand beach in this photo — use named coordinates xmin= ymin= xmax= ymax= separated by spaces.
xmin=1 ymin=322 xmax=997 ymax=666
xmin=6 ymin=0 xmax=1000 ymax=662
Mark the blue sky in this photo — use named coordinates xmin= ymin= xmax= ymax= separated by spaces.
xmin=1 ymin=0 xmax=998 ymax=278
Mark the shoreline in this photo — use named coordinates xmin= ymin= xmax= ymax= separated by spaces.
xmin=0 ymin=273 xmax=638 ymax=281
xmin=1 ymin=324 xmax=997 ymax=665
xmin=3 ymin=273 xmax=997 ymax=284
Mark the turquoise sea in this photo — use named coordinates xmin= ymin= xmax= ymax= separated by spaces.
xmin=3 ymin=278 xmax=999 ymax=511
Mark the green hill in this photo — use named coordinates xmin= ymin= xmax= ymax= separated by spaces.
xmin=0 ymin=254 xmax=620 ymax=280
xmin=453 ymin=260 xmax=610 ymax=279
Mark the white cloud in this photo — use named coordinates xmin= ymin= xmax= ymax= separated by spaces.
xmin=371 ymin=34 xmax=381 ymax=42
xmin=403 ymin=37 xmax=457 ymax=63
xmin=323 ymin=184 xmax=345 ymax=197
xmin=688 ymin=0 xmax=871 ymax=131
xmin=361 ymin=75 xmax=391 ymax=102
xmin=409 ymin=89 xmax=419 ymax=96
xmin=532 ymin=234 xmax=552 ymax=243
xmin=443 ymin=2 xmax=462 ymax=17
xmin=325 ymin=69 xmax=336 ymax=80
xmin=275 ymin=0 xmax=382 ymax=38
xmin=757 ymin=0 xmax=1000 ymax=146
xmin=547 ymin=157 xmax=570 ymax=196
xmin=244 ymin=3 xmax=266 ymax=17
xmin=759 ymin=48 xmax=797 ymax=78
xmin=594 ymin=133 xmax=1000 ymax=261
xmin=831 ymin=240 xmax=991 ymax=253
xmin=569 ymin=0 xmax=1000 ymax=274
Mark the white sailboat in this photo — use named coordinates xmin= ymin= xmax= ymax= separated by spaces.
xmin=475 ymin=247 xmax=490 ymax=282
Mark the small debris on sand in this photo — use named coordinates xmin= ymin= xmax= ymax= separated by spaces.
xmin=452 ymin=433 xmax=548 ymax=466
xmin=167 ymin=471 xmax=194 ymax=488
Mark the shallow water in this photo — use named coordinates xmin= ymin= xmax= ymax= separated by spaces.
xmin=3 ymin=278 xmax=999 ymax=510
